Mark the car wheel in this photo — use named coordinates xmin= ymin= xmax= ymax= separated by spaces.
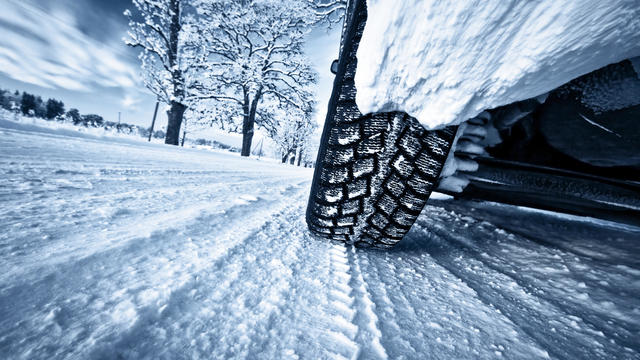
xmin=305 ymin=0 xmax=457 ymax=248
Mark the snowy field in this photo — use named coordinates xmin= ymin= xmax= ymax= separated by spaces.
xmin=1 ymin=122 xmax=639 ymax=359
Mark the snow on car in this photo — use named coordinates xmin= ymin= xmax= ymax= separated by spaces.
xmin=355 ymin=0 xmax=640 ymax=130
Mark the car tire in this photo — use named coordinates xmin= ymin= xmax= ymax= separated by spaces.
xmin=305 ymin=0 xmax=457 ymax=248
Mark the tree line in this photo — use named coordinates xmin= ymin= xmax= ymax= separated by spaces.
xmin=125 ymin=0 xmax=346 ymax=164
xmin=0 ymin=87 xmax=166 ymax=139
xmin=0 ymin=89 xmax=65 ymax=120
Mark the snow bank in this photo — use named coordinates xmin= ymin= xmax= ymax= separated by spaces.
xmin=0 ymin=109 xmax=251 ymax=156
xmin=355 ymin=0 xmax=640 ymax=129
xmin=0 ymin=109 xmax=158 ymax=144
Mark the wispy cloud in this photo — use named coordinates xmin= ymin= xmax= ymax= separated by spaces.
xmin=122 ymin=92 xmax=142 ymax=109
xmin=0 ymin=0 xmax=139 ymax=92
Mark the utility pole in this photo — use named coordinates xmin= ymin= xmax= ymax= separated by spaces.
xmin=181 ymin=119 xmax=187 ymax=147
xmin=148 ymin=101 xmax=159 ymax=142
xmin=254 ymin=138 xmax=264 ymax=159
xmin=118 ymin=112 xmax=121 ymax=124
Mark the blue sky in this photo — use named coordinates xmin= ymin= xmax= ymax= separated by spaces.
xmin=0 ymin=0 xmax=340 ymax=137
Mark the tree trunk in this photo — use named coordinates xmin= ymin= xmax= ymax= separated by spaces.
xmin=281 ymin=153 xmax=288 ymax=163
xmin=181 ymin=118 xmax=187 ymax=147
xmin=241 ymin=91 xmax=252 ymax=157
xmin=241 ymin=88 xmax=262 ymax=157
xmin=289 ymin=146 xmax=297 ymax=165
xmin=165 ymin=101 xmax=186 ymax=145
xmin=164 ymin=0 xmax=185 ymax=146
xmin=297 ymin=148 xmax=303 ymax=166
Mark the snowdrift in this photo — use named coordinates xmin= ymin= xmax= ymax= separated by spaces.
xmin=355 ymin=0 xmax=640 ymax=129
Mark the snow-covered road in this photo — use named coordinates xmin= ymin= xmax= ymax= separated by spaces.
xmin=1 ymin=123 xmax=638 ymax=359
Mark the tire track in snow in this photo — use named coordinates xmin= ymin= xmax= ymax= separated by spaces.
xmin=0 ymin=183 xmax=311 ymax=359
xmin=90 ymin=193 xmax=357 ymax=359
xmin=357 ymin=252 xmax=418 ymax=359
xmin=248 ymin=234 xmax=358 ymax=359
xmin=430 ymin=220 xmax=624 ymax=340
xmin=0 ymin=172 xmax=304 ymax=241
xmin=385 ymin=251 xmax=489 ymax=357
xmin=354 ymin=212 xmax=550 ymax=359
xmin=453 ymin=212 xmax=640 ymax=342
xmin=414 ymin=224 xmax=579 ymax=359
xmin=345 ymin=245 xmax=388 ymax=360
xmin=164 ymin=204 xmax=306 ymax=359
xmin=412 ymin=204 xmax=638 ymax=359
xmin=0 ymin=176 xmax=308 ymax=284
xmin=322 ymin=243 xmax=361 ymax=359
xmin=370 ymin=252 xmax=451 ymax=357
xmin=418 ymin=206 xmax=640 ymax=358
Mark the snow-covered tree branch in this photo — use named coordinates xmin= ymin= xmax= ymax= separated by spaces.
xmin=259 ymin=100 xmax=317 ymax=164
xmin=308 ymin=0 xmax=348 ymax=25
xmin=189 ymin=0 xmax=319 ymax=157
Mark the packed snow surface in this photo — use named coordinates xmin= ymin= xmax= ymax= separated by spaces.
xmin=355 ymin=0 xmax=640 ymax=129
xmin=1 ymin=120 xmax=639 ymax=359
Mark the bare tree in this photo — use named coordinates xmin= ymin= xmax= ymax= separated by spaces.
xmin=257 ymin=101 xmax=317 ymax=164
xmin=189 ymin=0 xmax=318 ymax=157
xmin=124 ymin=0 xmax=191 ymax=145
